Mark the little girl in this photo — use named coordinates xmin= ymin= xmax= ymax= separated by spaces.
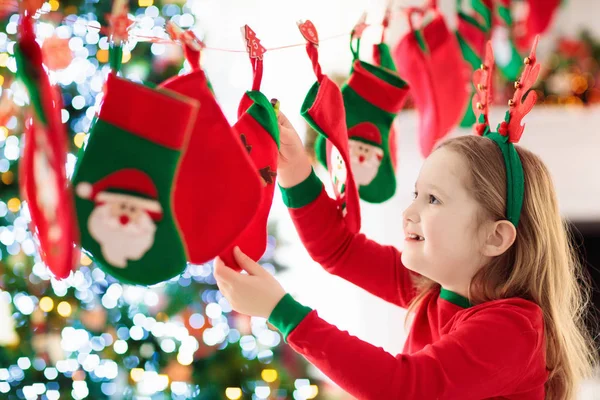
xmin=214 ymin=114 xmax=598 ymax=399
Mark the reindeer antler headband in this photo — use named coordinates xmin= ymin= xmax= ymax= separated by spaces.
xmin=472 ymin=36 xmax=541 ymax=227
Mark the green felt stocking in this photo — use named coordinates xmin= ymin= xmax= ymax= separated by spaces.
xmin=72 ymin=73 xmax=199 ymax=286
xmin=315 ymin=37 xmax=409 ymax=203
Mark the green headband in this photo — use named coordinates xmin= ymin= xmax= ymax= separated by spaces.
xmin=472 ymin=37 xmax=541 ymax=227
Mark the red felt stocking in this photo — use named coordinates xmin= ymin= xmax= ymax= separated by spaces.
xmin=220 ymin=33 xmax=280 ymax=269
xmin=515 ymin=0 xmax=560 ymax=52
xmin=393 ymin=6 xmax=470 ymax=157
xmin=158 ymin=32 xmax=262 ymax=265
xmin=16 ymin=14 xmax=79 ymax=279
xmin=301 ymin=38 xmax=361 ymax=233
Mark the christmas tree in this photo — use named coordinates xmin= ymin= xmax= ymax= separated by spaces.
xmin=0 ymin=1 xmax=322 ymax=399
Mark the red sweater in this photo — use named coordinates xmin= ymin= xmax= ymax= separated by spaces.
xmin=269 ymin=170 xmax=548 ymax=399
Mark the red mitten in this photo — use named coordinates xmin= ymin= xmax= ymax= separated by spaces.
xmin=393 ymin=6 xmax=470 ymax=157
xmin=15 ymin=14 xmax=79 ymax=279
xmin=220 ymin=29 xmax=280 ymax=269
xmin=158 ymin=33 xmax=262 ymax=265
xmin=300 ymin=37 xmax=360 ymax=233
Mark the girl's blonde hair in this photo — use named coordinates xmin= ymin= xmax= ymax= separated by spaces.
xmin=407 ymin=135 xmax=598 ymax=399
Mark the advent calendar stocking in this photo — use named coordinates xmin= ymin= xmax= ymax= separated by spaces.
xmin=299 ymin=21 xmax=360 ymax=233
xmin=158 ymin=27 xmax=262 ymax=265
xmin=514 ymin=0 xmax=560 ymax=52
xmin=455 ymin=0 xmax=493 ymax=127
xmin=494 ymin=0 xmax=524 ymax=81
xmin=15 ymin=14 xmax=79 ymax=279
xmin=72 ymin=73 xmax=200 ymax=286
xmin=219 ymin=26 xmax=280 ymax=270
xmin=393 ymin=6 xmax=470 ymax=157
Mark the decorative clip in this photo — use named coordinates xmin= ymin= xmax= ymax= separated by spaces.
xmin=242 ymin=24 xmax=267 ymax=60
xmin=506 ymin=35 xmax=540 ymax=142
xmin=472 ymin=41 xmax=495 ymax=135
xmin=18 ymin=0 xmax=43 ymax=17
xmin=106 ymin=0 xmax=134 ymax=46
xmin=297 ymin=20 xmax=319 ymax=46
xmin=351 ymin=11 xmax=368 ymax=39
xmin=297 ymin=20 xmax=324 ymax=82
xmin=241 ymin=25 xmax=266 ymax=91
xmin=166 ymin=21 xmax=204 ymax=52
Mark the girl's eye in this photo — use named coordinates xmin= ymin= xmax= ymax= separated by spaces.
xmin=429 ymin=195 xmax=440 ymax=205
xmin=412 ymin=191 xmax=418 ymax=200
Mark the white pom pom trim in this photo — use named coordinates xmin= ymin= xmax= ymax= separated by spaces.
xmin=75 ymin=182 xmax=93 ymax=199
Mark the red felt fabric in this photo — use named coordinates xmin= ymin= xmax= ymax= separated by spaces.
xmin=158 ymin=70 xmax=262 ymax=264
xmin=18 ymin=15 xmax=80 ymax=279
xmin=394 ymin=11 xmax=470 ymax=157
xmin=516 ymin=0 xmax=561 ymax=52
xmin=308 ymin=77 xmax=361 ymax=234
xmin=219 ymin=93 xmax=279 ymax=270
xmin=346 ymin=59 xmax=409 ymax=114
xmin=286 ymin=186 xmax=548 ymax=399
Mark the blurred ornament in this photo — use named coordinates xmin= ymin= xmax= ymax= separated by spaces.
xmin=0 ymin=87 xmax=17 ymax=127
xmin=233 ymin=312 xmax=251 ymax=335
xmin=163 ymin=359 xmax=192 ymax=382
xmin=32 ymin=332 xmax=64 ymax=365
xmin=0 ymin=291 xmax=19 ymax=346
xmin=42 ymin=36 xmax=73 ymax=71
xmin=80 ymin=306 xmax=107 ymax=331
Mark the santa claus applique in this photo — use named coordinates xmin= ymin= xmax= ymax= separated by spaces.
xmin=75 ymin=169 xmax=163 ymax=268
xmin=347 ymin=122 xmax=384 ymax=187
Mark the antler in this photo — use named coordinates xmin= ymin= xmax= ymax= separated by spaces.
xmin=472 ymin=41 xmax=494 ymax=135
xmin=506 ymin=35 xmax=541 ymax=142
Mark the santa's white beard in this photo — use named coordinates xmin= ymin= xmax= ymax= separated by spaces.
xmin=350 ymin=153 xmax=381 ymax=186
xmin=88 ymin=203 xmax=157 ymax=268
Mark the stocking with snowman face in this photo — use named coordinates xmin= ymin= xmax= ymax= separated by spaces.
xmin=71 ymin=73 xmax=200 ymax=286
xmin=315 ymin=30 xmax=409 ymax=204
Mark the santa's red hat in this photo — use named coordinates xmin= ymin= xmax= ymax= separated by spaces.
xmin=75 ymin=169 xmax=163 ymax=220
xmin=348 ymin=122 xmax=382 ymax=147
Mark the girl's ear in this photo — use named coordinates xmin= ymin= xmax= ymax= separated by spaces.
xmin=482 ymin=220 xmax=517 ymax=257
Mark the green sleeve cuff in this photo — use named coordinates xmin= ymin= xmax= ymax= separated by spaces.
xmin=268 ymin=293 xmax=312 ymax=341
xmin=278 ymin=168 xmax=323 ymax=209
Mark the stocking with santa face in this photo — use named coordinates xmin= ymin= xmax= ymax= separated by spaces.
xmin=72 ymin=73 xmax=199 ymax=286
xmin=315 ymin=32 xmax=409 ymax=204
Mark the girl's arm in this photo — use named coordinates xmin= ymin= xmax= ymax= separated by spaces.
xmin=280 ymin=168 xmax=417 ymax=308
xmin=269 ymin=295 xmax=544 ymax=400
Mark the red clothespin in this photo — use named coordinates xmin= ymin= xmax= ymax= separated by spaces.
xmin=352 ymin=12 xmax=369 ymax=39
xmin=106 ymin=0 xmax=134 ymax=46
xmin=241 ymin=24 xmax=266 ymax=91
xmin=297 ymin=20 xmax=319 ymax=46
xmin=166 ymin=21 xmax=204 ymax=70
xmin=20 ymin=0 xmax=43 ymax=16
xmin=242 ymin=24 xmax=267 ymax=60
xmin=166 ymin=21 xmax=204 ymax=52
xmin=297 ymin=20 xmax=324 ymax=82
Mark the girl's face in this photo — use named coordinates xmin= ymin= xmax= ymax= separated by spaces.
xmin=401 ymin=147 xmax=490 ymax=294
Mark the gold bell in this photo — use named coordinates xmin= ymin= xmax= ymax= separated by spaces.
xmin=477 ymin=83 xmax=486 ymax=91
xmin=508 ymin=99 xmax=515 ymax=107
xmin=476 ymin=102 xmax=484 ymax=110
xmin=480 ymin=63 xmax=487 ymax=71
xmin=524 ymin=57 xmax=532 ymax=65
xmin=514 ymin=81 xmax=522 ymax=89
